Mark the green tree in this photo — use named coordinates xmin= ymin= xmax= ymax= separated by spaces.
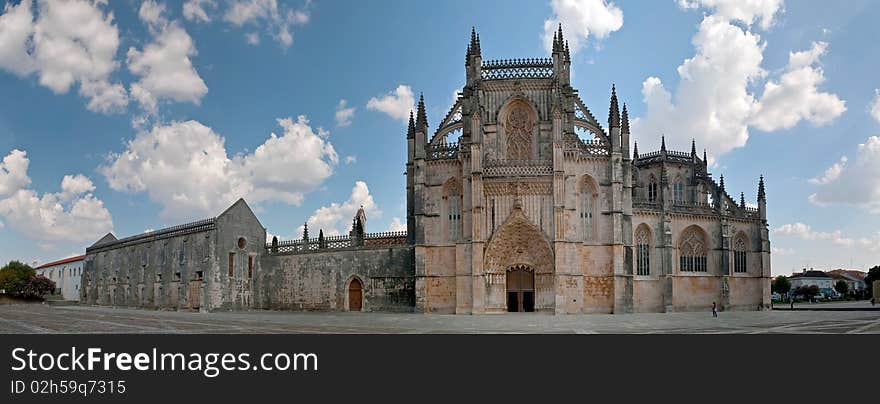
xmin=773 ymin=275 xmax=791 ymax=297
xmin=834 ymin=279 xmax=848 ymax=296
xmin=795 ymin=285 xmax=820 ymax=300
xmin=866 ymin=266 xmax=879 ymax=298
xmin=22 ymin=275 xmax=55 ymax=299
xmin=0 ymin=260 xmax=36 ymax=296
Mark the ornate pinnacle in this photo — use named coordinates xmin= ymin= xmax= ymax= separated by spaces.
xmin=740 ymin=192 xmax=746 ymax=208
xmin=564 ymin=40 xmax=571 ymax=62
xmin=609 ymin=84 xmax=620 ymax=128
xmin=691 ymin=139 xmax=697 ymax=156
xmin=758 ymin=175 xmax=766 ymax=201
xmin=703 ymin=148 xmax=707 ymax=165
xmin=475 ymin=34 xmax=481 ymax=57
xmin=318 ymin=229 xmax=325 ymax=249
xmin=416 ymin=93 xmax=428 ymax=129
xmin=621 ymin=103 xmax=630 ymax=134
xmin=302 ymin=222 xmax=309 ymax=241
xmin=407 ymin=110 xmax=415 ymax=139
xmin=557 ymin=23 xmax=564 ymax=49
xmin=661 ymin=135 xmax=667 ymax=153
xmin=632 ymin=141 xmax=639 ymax=159
xmin=719 ymin=175 xmax=725 ymax=192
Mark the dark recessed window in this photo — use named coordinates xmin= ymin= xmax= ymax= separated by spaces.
xmin=238 ymin=237 xmax=247 ymax=249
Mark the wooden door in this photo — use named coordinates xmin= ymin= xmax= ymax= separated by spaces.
xmin=349 ymin=278 xmax=363 ymax=312
xmin=188 ymin=281 xmax=200 ymax=310
xmin=506 ymin=267 xmax=535 ymax=312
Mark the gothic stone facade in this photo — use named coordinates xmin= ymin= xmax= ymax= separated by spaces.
xmin=408 ymin=28 xmax=771 ymax=314
xmin=81 ymin=27 xmax=771 ymax=314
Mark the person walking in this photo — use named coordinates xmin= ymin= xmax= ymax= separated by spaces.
xmin=712 ymin=301 xmax=718 ymax=318
xmin=790 ymin=298 xmax=794 ymax=309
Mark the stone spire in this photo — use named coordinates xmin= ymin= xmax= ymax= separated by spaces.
xmin=621 ymin=103 xmax=630 ymax=134
xmin=557 ymin=24 xmax=564 ymax=49
xmin=318 ymin=229 xmax=325 ymax=249
xmin=719 ymin=175 xmax=725 ymax=192
xmin=661 ymin=135 xmax=667 ymax=152
xmin=406 ymin=110 xmax=415 ymax=139
xmin=691 ymin=139 xmax=697 ymax=156
xmin=564 ymin=40 xmax=571 ymax=63
xmin=758 ymin=175 xmax=766 ymax=201
xmin=416 ymin=93 xmax=428 ymax=130
xmin=740 ymin=192 xmax=746 ymax=208
xmin=609 ymin=84 xmax=620 ymax=128
xmin=632 ymin=141 xmax=639 ymax=159
xmin=302 ymin=222 xmax=309 ymax=242
xmin=703 ymin=149 xmax=707 ymax=165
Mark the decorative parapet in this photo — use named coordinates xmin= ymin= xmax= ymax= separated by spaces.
xmin=564 ymin=133 xmax=610 ymax=158
xmin=427 ymin=141 xmax=459 ymax=161
xmin=483 ymin=159 xmax=553 ymax=177
xmin=481 ymin=58 xmax=553 ymax=80
xmin=266 ymin=231 xmax=408 ymax=255
xmin=87 ymin=218 xmax=216 ymax=254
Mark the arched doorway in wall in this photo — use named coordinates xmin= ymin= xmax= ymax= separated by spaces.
xmin=507 ymin=265 xmax=535 ymax=312
xmin=348 ymin=278 xmax=363 ymax=312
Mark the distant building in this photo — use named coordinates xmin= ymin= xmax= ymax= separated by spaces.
xmin=827 ymin=269 xmax=867 ymax=294
xmin=34 ymin=255 xmax=85 ymax=301
xmin=789 ymin=269 xmax=835 ymax=297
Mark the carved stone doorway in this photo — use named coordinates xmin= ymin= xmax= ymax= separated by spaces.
xmin=506 ymin=265 xmax=535 ymax=312
xmin=348 ymin=278 xmax=363 ymax=312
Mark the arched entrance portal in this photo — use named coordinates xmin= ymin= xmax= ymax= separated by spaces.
xmin=506 ymin=265 xmax=535 ymax=312
xmin=348 ymin=278 xmax=363 ymax=312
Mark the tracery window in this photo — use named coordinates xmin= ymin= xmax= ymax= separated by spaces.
xmin=580 ymin=179 xmax=596 ymax=241
xmin=734 ymin=235 xmax=748 ymax=273
xmin=636 ymin=227 xmax=651 ymax=276
xmin=444 ymin=178 xmax=462 ymax=243
xmin=505 ymin=103 xmax=534 ymax=160
xmin=679 ymin=227 xmax=708 ymax=272
xmin=648 ymin=180 xmax=658 ymax=202
xmin=674 ymin=182 xmax=684 ymax=202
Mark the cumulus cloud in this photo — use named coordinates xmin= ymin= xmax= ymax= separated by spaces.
xmin=0 ymin=149 xmax=31 ymax=197
xmin=387 ymin=217 xmax=406 ymax=232
xmin=751 ymin=42 xmax=846 ymax=131
xmin=542 ymin=0 xmax=623 ymax=54
xmin=871 ymin=89 xmax=880 ymax=124
xmin=245 ymin=31 xmax=260 ymax=45
xmin=367 ymin=85 xmax=415 ymax=123
xmin=632 ymin=1 xmax=844 ymax=161
xmin=183 ymin=0 xmax=216 ymax=23
xmin=0 ymin=149 xmax=113 ymax=244
xmin=773 ymin=222 xmax=880 ymax=252
xmin=100 ymin=116 xmax=338 ymax=221
xmin=298 ymin=181 xmax=379 ymax=236
xmin=343 ymin=155 xmax=357 ymax=165
xmin=771 ymin=246 xmax=794 ymax=256
xmin=0 ymin=0 xmax=128 ymax=113
xmin=809 ymin=136 xmax=880 ymax=214
xmin=678 ymin=0 xmax=784 ymax=30
xmin=224 ymin=0 xmax=309 ymax=48
xmin=127 ymin=1 xmax=208 ymax=114
xmin=335 ymin=99 xmax=356 ymax=127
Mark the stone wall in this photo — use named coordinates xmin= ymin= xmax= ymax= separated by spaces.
xmin=260 ymin=246 xmax=414 ymax=312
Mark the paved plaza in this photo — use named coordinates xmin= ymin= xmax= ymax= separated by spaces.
xmin=0 ymin=303 xmax=878 ymax=334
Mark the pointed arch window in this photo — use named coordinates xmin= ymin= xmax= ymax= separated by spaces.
xmin=636 ymin=227 xmax=651 ymax=276
xmin=734 ymin=235 xmax=748 ymax=273
xmin=679 ymin=227 xmax=708 ymax=272
xmin=580 ymin=178 xmax=596 ymax=241
xmin=673 ymin=180 xmax=684 ymax=203
xmin=648 ymin=178 xmax=658 ymax=202
xmin=444 ymin=178 xmax=462 ymax=243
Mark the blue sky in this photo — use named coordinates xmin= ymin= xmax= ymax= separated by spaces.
xmin=0 ymin=0 xmax=878 ymax=276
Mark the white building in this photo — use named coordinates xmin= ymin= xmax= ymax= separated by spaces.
xmin=789 ymin=269 xmax=834 ymax=296
xmin=34 ymin=255 xmax=84 ymax=301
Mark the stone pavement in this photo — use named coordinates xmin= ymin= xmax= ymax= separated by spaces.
xmin=0 ymin=304 xmax=878 ymax=334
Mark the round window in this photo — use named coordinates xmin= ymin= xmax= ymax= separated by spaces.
xmin=237 ymin=237 xmax=247 ymax=249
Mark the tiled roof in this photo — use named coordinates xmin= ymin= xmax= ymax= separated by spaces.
xmin=827 ymin=269 xmax=867 ymax=281
xmin=34 ymin=255 xmax=85 ymax=269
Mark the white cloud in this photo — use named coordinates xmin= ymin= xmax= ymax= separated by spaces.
xmin=678 ymin=0 xmax=784 ymax=30
xmin=299 ymin=181 xmax=379 ymax=236
xmin=127 ymin=1 xmax=208 ymax=114
xmin=245 ymin=31 xmax=260 ymax=45
xmin=774 ymin=222 xmax=880 ymax=252
xmin=224 ymin=0 xmax=309 ymax=48
xmin=809 ymin=136 xmax=880 ymax=214
xmin=0 ymin=149 xmax=31 ymax=197
xmin=542 ymin=0 xmax=623 ymax=54
xmin=632 ymin=3 xmax=844 ymax=161
xmin=367 ymin=85 xmax=415 ymax=123
xmin=183 ymin=0 xmax=216 ymax=23
xmin=0 ymin=0 xmax=36 ymax=76
xmin=100 ymin=116 xmax=338 ymax=221
xmin=771 ymin=246 xmax=794 ymax=256
xmin=751 ymin=42 xmax=846 ymax=131
xmin=335 ymin=99 xmax=356 ymax=127
xmin=0 ymin=150 xmax=112 ymax=244
xmin=344 ymin=155 xmax=357 ymax=165
xmin=808 ymin=155 xmax=846 ymax=185
xmin=870 ymin=89 xmax=880 ymax=124
xmin=0 ymin=0 xmax=128 ymax=113
xmin=387 ymin=217 xmax=406 ymax=232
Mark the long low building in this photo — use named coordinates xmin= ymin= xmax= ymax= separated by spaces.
xmin=35 ymin=255 xmax=85 ymax=301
